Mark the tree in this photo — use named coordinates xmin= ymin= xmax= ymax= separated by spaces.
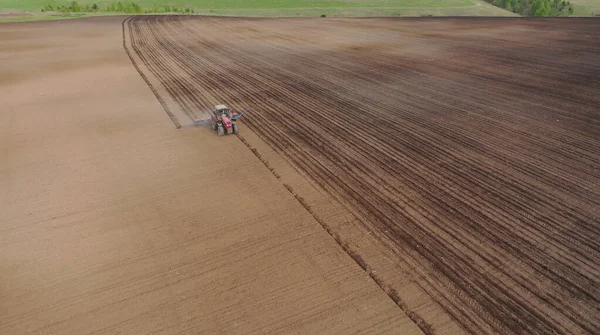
xmin=509 ymin=0 xmax=520 ymax=12
xmin=70 ymin=1 xmax=81 ymax=12
xmin=531 ymin=0 xmax=551 ymax=16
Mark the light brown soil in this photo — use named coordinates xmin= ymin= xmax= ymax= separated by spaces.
xmin=0 ymin=17 xmax=422 ymax=334
xmin=124 ymin=16 xmax=600 ymax=335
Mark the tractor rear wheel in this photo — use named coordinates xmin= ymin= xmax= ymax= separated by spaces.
xmin=217 ymin=125 xmax=224 ymax=136
xmin=232 ymin=123 xmax=239 ymax=135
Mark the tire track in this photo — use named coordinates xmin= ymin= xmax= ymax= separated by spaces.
xmin=121 ymin=16 xmax=180 ymax=129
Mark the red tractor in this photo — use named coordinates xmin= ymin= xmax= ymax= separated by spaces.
xmin=194 ymin=104 xmax=247 ymax=136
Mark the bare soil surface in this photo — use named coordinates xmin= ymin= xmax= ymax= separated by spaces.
xmin=0 ymin=17 xmax=421 ymax=334
xmin=125 ymin=16 xmax=600 ymax=335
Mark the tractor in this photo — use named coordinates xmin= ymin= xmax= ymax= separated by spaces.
xmin=194 ymin=104 xmax=247 ymax=136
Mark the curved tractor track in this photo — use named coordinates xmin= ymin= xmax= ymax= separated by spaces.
xmin=125 ymin=15 xmax=600 ymax=334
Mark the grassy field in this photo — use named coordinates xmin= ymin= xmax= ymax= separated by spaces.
xmin=570 ymin=0 xmax=600 ymax=15
xmin=0 ymin=0 xmax=518 ymax=18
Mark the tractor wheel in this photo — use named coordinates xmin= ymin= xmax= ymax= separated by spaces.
xmin=232 ymin=123 xmax=239 ymax=135
xmin=212 ymin=123 xmax=217 ymax=130
xmin=217 ymin=125 xmax=224 ymax=136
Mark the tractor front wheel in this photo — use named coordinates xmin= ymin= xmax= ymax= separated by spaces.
xmin=217 ymin=125 xmax=224 ymax=136
xmin=232 ymin=123 xmax=239 ymax=135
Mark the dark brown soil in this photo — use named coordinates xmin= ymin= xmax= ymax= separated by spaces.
xmin=125 ymin=15 xmax=600 ymax=335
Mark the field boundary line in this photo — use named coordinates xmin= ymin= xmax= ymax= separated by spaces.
xmin=237 ymin=132 xmax=434 ymax=335
xmin=121 ymin=16 xmax=181 ymax=129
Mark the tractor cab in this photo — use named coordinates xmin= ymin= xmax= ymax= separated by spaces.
xmin=213 ymin=105 xmax=231 ymax=118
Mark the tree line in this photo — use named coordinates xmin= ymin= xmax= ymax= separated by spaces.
xmin=484 ymin=0 xmax=573 ymax=16
xmin=42 ymin=1 xmax=196 ymax=14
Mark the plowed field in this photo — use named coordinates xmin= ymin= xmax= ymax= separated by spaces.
xmin=1 ymin=17 xmax=420 ymax=335
xmin=125 ymin=16 xmax=600 ymax=334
